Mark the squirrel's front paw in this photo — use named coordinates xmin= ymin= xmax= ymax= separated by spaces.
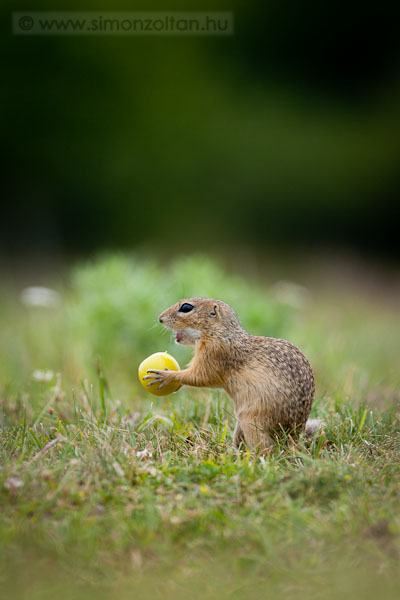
xmin=143 ymin=369 xmax=174 ymax=390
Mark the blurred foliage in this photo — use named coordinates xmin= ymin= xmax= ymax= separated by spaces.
xmin=70 ymin=254 xmax=290 ymax=363
xmin=2 ymin=0 xmax=400 ymax=259
xmin=0 ymin=255 xmax=293 ymax=397
xmin=0 ymin=254 xmax=399 ymax=405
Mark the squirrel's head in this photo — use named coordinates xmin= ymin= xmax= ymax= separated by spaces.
xmin=158 ymin=298 xmax=243 ymax=344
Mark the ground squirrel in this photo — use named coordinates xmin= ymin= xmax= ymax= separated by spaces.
xmin=144 ymin=298 xmax=316 ymax=450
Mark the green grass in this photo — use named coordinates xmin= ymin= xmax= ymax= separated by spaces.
xmin=0 ymin=254 xmax=399 ymax=599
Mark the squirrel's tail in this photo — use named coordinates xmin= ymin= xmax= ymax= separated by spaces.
xmin=304 ymin=418 xmax=323 ymax=438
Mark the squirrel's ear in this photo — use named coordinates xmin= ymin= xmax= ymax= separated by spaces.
xmin=209 ymin=305 xmax=218 ymax=318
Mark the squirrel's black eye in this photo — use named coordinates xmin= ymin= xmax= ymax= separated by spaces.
xmin=179 ymin=303 xmax=194 ymax=313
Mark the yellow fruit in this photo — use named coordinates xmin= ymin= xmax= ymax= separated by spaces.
xmin=138 ymin=352 xmax=181 ymax=397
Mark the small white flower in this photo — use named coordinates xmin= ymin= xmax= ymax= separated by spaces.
xmin=4 ymin=477 xmax=24 ymax=492
xmin=21 ymin=287 xmax=60 ymax=308
xmin=136 ymin=449 xmax=153 ymax=459
xmin=32 ymin=369 xmax=54 ymax=382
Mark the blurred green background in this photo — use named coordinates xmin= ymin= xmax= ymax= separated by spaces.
xmin=1 ymin=4 xmax=400 ymax=598
xmin=2 ymin=0 xmax=400 ymax=264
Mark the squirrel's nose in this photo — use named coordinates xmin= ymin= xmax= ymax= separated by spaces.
xmin=159 ymin=316 xmax=164 ymax=323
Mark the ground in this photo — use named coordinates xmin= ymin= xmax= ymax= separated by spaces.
xmin=0 ymin=254 xmax=399 ymax=599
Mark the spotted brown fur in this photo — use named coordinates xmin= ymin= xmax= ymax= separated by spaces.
xmin=152 ymin=298 xmax=315 ymax=451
